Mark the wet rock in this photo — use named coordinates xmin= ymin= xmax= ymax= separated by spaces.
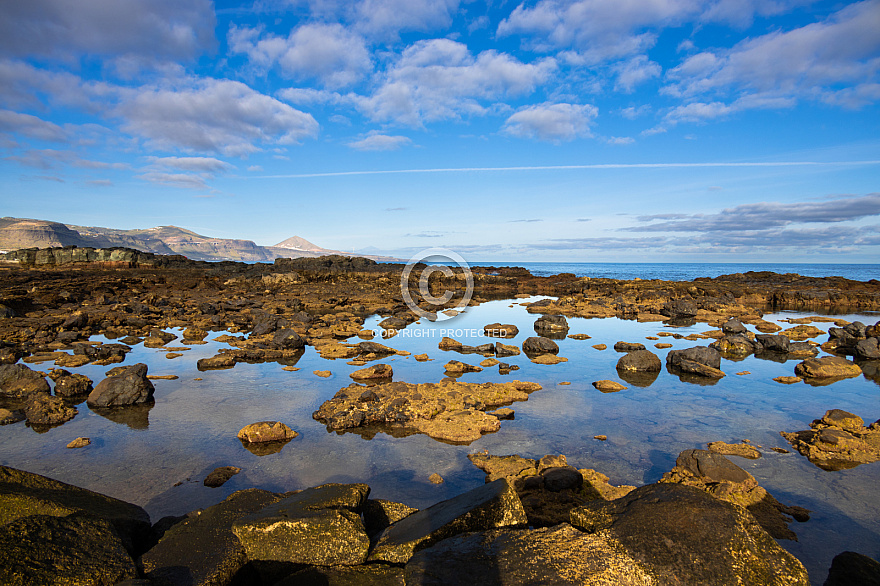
xmin=756 ymin=334 xmax=791 ymax=353
xmin=429 ymin=473 xmax=444 ymax=484
xmin=722 ymin=319 xmax=747 ymax=334
xmin=0 ymin=363 xmax=50 ymax=398
xmin=592 ymin=344 xmax=607 ymax=350
xmin=237 ymin=421 xmax=298 ymax=443
xmin=0 ymin=408 xmax=25 ymax=425
xmin=232 ymin=483 xmax=371 ymax=565
xmin=613 ymin=341 xmax=645 ymax=352
xmin=356 ymin=341 xmax=397 ymax=356
xmin=774 ymin=376 xmax=802 ymax=384
xmin=570 ymin=483 xmax=809 ymax=585
xmin=52 ymin=371 xmax=93 ymax=397
xmin=350 ymin=363 xmax=393 ymax=381
xmin=204 ymin=466 xmax=242 ymax=488
xmin=484 ymin=323 xmax=518 ymax=338
xmin=313 ymin=379 xmax=541 ymax=443
xmin=855 ymin=337 xmax=880 ymax=360
xmin=711 ymin=334 xmax=757 ymax=357
xmin=707 ymin=441 xmax=762 ymax=459
xmin=444 ymin=360 xmax=483 ymax=374
xmin=369 ymin=478 xmax=527 ymax=564
xmin=273 ymin=328 xmax=305 ymax=350
xmin=522 ymin=336 xmax=559 ymax=356
xmin=823 ymin=551 xmax=880 ymax=586
xmin=534 ymin=315 xmax=569 ymax=335
xmin=490 ymin=407 xmax=514 ymax=420
xmin=661 ymin=450 xmax=808 ymax=540
xmin=24 ymin=393 xmax=77 ymax=426
xmin=143 ymin=488 xmax=285 ymax=586
xmin=667 ymin=346 xmax=722 ymax=369
xmin=794 ymin=356 xmax=861 ymax=379
xmin=780 ymin=409 xmax=880 ymax=470
xmin=530 ymin=354 xmax=567 ymax=365
xmin=480 ymin=358 xmax=500 ymax=367
xmin=592 ymin=380 xmax=627 ymax=392
xmin=362 ymin=499 xmax=419 ymax=539
xmin=677 ymin=358 xmax=726 ymax=378
xmin=0 ymin=513 xmax=137 ymax=585
xmin=0 ymin=465 xmax=151 ymax=556
xmin=197 ymin=354 xmax=236 ymax=370
xmin=87 ymin=363 xmax=154 ymax=407
xmin=615 ymin=349 xmax=661 ymax=372
xmin=494 ymin=342 xmax=520 ymax=357
xmin=405 ymin=523 xmax=653 ymax=586
xmin=67 ymin=437 xmax=91 ymax=448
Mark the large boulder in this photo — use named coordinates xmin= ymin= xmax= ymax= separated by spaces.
xmin=0 ymin=465 xmax=151 ymax=556
xmin=616 ymin=349 xmax=661 ymax=372
xmin=404 ymin=523 xmax=653 ymax=586
xmin=570 ymin=483 xmax=809 ymax=585
xmin=273 ymin=328 xmax=305 ymax=350
xmin=794 ymin=356 xmax=861 ymax=380
xmin=756 ymin=334 xmax=791 ymax=353
xmin=855 ymin=338 xmax=880 ymax=360
xmin=87 ymin=363 xmax=154 ymax=407
xmin=142 ymin=489 xmax=285 ymax=585
xmin=0 ymin=363 xmax=50 ymax=398
xmin=0 ymin=513 xmax=137 ymax=585
xmin=522 ymin=337 xmax=559 ymax=356
xmin=721 ymin=319 xmax=747 ymax=335
xmin=232 ymin=483 xmax=371 ymax=565
xmin=369 ymin=478 xmax=527 ymax=564
xmin=667 ymin=346 xmax=722 ymax=369
xmin=533 ymin=315 xmax=569 ymax=335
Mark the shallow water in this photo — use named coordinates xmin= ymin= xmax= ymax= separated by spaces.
xmin=1 ymin=298 xmax=878 ymax=584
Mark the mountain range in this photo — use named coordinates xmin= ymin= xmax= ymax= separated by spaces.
xmin=0 ymin=217 xmax=398 ymax=263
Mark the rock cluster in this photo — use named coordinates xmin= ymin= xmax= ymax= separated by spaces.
xmin=780 ymin=409 xmax=880 ymax=470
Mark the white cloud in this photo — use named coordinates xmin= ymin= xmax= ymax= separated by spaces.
xmin=502 ymin=102 xmax=598 ymax=142
xmin=358 ymin=39 xmax=556 ymax=126
xmin=606 ymin=136 xmax=635 ymax=145
xmin=229 ymin=23 xmax=371 ymax=88
xmin=147 ymin=156 xmax=234 ymax=173
xmin=354 ymin=0 xmax=461 ymax=40
xmin=664 ymin=1 xmax=880 ymax=108
xmin=0 ymin=0 xmax=216 ymax=61
xmin=346 ymin=133 xmax=412 ymax=150
xmin=137 ymin=171 xmax=211 ymax=190
xmin=619 ymin=105 xmax=651 ymax=119
xmin=0 ymin=110 xmax=67 ymax=142
xmin=117 ymin=79 xmax=319 ymax=156
xmin=614 ymin=55 xmax=661 ymax=93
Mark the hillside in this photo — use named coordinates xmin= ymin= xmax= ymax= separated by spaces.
xmin=0 ymin=217 xmax=396 ymax=262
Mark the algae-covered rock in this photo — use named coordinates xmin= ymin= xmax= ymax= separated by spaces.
xmin=794 ymin=356 xmax=861 ymax=380
xmin=369 ymin=478 xmax=527 ymax=564
xmin=780 ymin=409 xmax=880 ymax=470
xmin=0 ymin=513 xmax=137 ymax=586
xmin=232 ymin=483 xmax=371 ymax=565
xmin=0 ymin=363 xmax=50 ymax=398
xmin=570 ymin=483 xmax=810 ymax=586
xmin=237 ymin=421 xmax=298 ymax=443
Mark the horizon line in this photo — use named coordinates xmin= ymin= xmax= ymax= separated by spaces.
xmin=254 ymin=160 xmax=880 ymax=179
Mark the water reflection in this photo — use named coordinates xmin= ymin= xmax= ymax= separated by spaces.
xmin=239 ymin=438 xmax=293 ymax=457
xmin=617 ymin=370 xmax=659 ymax=388
xmin=92 ymin=402 xmax=154 ymax=430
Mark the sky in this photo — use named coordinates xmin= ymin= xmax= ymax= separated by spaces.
xmin=1 ymin=0 xmax=879 ymax=263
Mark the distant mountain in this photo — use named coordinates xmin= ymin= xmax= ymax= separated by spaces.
xmin=0 ymin=217 xmax=398 ymax=263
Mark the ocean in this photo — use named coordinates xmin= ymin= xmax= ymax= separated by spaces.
xmin=467 ymin=262 xmax=880 ymax=282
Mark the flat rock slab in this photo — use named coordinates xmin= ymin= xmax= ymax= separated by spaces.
xmin=0 ymin=513 xmax=137 ymax=586
xmin=143 ymin=488 xmax=284 ymax=586
xmin=570 ymin=483 xmax=809 ymax=586
xmin=232 ymin=483 xmax=371 ymax=566
xmin=794 ymin=356 xmax=861 ymax=379
xmin=313 ymin=380 xmax=541 ymax=443
xmin=707 ymin=441 xmax=762 ymax=460
xmin=404 ymin=523 xmax=653 ymax=586
xmin=369 ymin=478 xmax=527 ymax=564
xmin=0 ymin=465 xmax=150 ymax=555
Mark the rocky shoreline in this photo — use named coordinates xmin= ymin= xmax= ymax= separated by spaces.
xmin=1 ymin=247 xmax=880 ymax=584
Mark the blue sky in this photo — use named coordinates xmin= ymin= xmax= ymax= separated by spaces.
xmin=1 ymin=0 xmax=879 ymax=262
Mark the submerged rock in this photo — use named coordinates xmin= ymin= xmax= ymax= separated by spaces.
xmin=204 ymin=466 xmax=242 ymax=488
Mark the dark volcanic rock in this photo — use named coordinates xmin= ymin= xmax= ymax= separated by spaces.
xmin=613 ymin=341 xmax=645 ymax=352
xmin=404 ymin=523 xmax=651 ymax=586
xmin=570 ymin=483 xmax=809 ymax=585
xmin=362 ymin=498 xmax=419 ymax=539
xmin=0 ymin=363 xmax=50 ymax=398
xmin=232 ymin=483 xmax=371 ymax=565
xmin=711 ymin=335 xmax=757 ymax=357
xmin=87 ymin=363 xmax=154 ymax=407
xmin=369 ymin=478 xmax=527 ymax=564
xmin=143 ymin=488 xmax=284 ymax=586
xmin=756 ymin=334 xmax=791 ymax=353
xmin=616 ymin=349 xmax=661 ymax=372
xmin=0 ymin=465 xmax=151 ymax=556
xmin=667 ymin=346 xmax=722 ymax=369
xmin=533 ymin=314 xmax=569 ymax=335
xmin=51 ymin=370 xmax=93 ymax=397
xmin=722 ymin=319 xmax=747 ymax=335
xmin=661 ymin=298 xmax=698 ymax=318
xmin=823 ymin=551 xmax=880 ymax=586
xmin=0 ymin=513 xmax=137 ymax=586
xmin=279 ymin=565 xmax=406 ymax=586
xmin=273 ymin=328 xmax=305 ymax=350
xmin=522 ymin=336 xmax=559 ymax=356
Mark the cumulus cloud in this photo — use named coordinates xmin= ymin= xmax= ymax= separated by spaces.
xmin=346 ymin=133 xmax=412 ymax=151
xmin=117 ymin=79 xmax=319 ymax=156
xmin=614 ymin=55 xmax=661 ymax=93
xmin=0 ymin=0 xmax=216 ymax=61
xmin=663 ymin=1 xmax=880 ymax=109
xmin=502 ymin=102 xmax=598 ymax=141
xmin=354 ymin=0 xmax=461 ymax=40
xmin=229 ymin=23 xmax=371 ymax=88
